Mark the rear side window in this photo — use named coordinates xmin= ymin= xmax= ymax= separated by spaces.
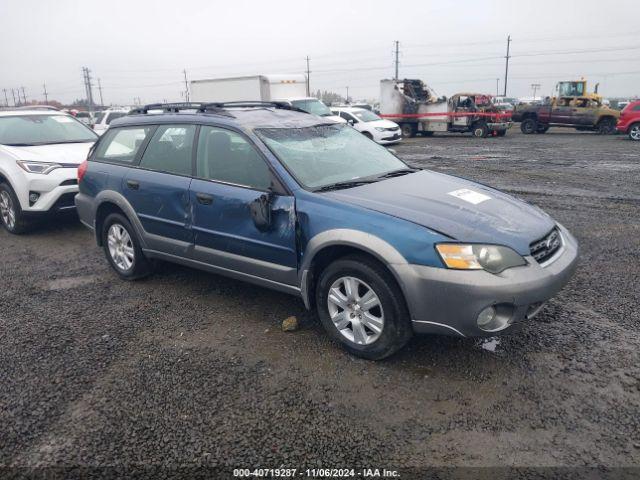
xmin=196 ymin=126 xmax=271 ymax=190
xmin=634 ymin=105 xmax=640 ymax=112
xmin=94 ymin=126 xmax=153 ymax=164
xmin=106 ymin=112 xmax=126 ymax=125
xmin=139 ymin=125 xmax=196 ymax=176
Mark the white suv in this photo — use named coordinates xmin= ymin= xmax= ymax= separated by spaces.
xmin=0 ymin=108 xmax=98 ymax=233
xmin=92 ymin=107 xmax=131 ymax=135
xmin=331 ymin=107 xmax=402 ymax=144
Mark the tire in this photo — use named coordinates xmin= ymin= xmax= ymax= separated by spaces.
xmin=362 ymin=131 xmax=374 ymax=140
xmin=472 ymin=122 xmax=489 ymax=138
xmin=629 ymin=123 xmax=640 ymax=141
xmin=315 ymin=254 xmax=413 ymax=360
xmin=597 ymin=117 xmax=616 ymax=135
xmin=101 ymin=213 xmax=151 ymax=280
xmin=400 ymin=123 xmax=416 ymax=138
xmin=0 ymin=182 xmax=31 ymax=234
xmin=520 ymin=118 xmax=538 ymax=134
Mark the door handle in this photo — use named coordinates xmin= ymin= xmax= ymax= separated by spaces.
xmin=126 ymin=180 xmax=139 ymax=190
xmin=196 ymin=192 xmax=214 ymax=205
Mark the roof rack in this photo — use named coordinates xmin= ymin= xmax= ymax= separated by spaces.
xmin=128 ymin=101 xmax=308 ymax=117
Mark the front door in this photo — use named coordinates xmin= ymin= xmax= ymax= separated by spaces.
xmin=123 ymin=124 xmax=196 ymax=257
xmin=189 ymin=125 xmax=297 ymax=287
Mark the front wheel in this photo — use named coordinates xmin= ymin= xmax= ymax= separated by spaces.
xmin=472 ymin=122 xmax=489 ymax=138
xmin=0 ymin=183 xmax=31 ymax=234
xmin=597 ymin=117 xmax=617 ymax=135
xmin=520 ymin=118 xmax=538 ymax=134
xmin=101 ymin=213 xmax=151 ymax=280
xmin=629 ymin=123 xmax=640 ymax=141
xmin=315 ymin=255 xmax=413 ymax=360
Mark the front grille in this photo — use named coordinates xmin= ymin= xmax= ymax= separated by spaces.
xmin=530 ymin=227 xmax=562 ymax=264
xmin=52 ymin=192 xmax=77 ymax=210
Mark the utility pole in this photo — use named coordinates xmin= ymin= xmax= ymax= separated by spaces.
xmin=394 ymin=40 xmax=400 ymax=81
xmin=43 ymin=83 xmax=48 ymax=104
xmin=531 ymin=83 xmax=541 ymax=100
xmin=11 ymin=88 xmax=17 ymax=106
xmin=496 ymin=78 xmax=500 ymax=97
xmin=305 ymin=56 xmax=311 ymax=97
xmin=97 ymin=78 xmax=104 ymax=106
xmin=503 ymin=35 xmax=511 ymax=97
xmin=2 ymin=89 xmax=8 ymax=106
xmin=346 ymin=86 xmax=349 ymax=103
xmin=20 ymin=86 xmax=27 ymax=104
xmin=82 ymin=67 xmax=95 ymax=107
xmin=183 ymin=69 xmax=189 ymax=102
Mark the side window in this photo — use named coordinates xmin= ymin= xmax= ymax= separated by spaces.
xmin=196 ymin=126 xmax=272 ymax=190
xmin=94 ymin=126 xmax=153 ymax=164
xmin=633 ymin=105 xmax=640 ymax=112
xmin=340 ymin=112 xmax=356 ymax=123
xmin=139 ymin=125 xmax=196 ymax=176
xmin=105 ymin=112 xmax=126 ymax=125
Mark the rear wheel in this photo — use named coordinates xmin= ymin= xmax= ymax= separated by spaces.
xmin=315 ymin=255 xmax=413 ymax=360
xmin=597 ymin=117 xmax=616 ymax=135
xmin=400 ymin=123 xmax=416 ymax=138
xmin=0 ymin=183 xmax=31 ymax=234
xmin=101 ymin=213 xmax=151 ymax=280
xmin=629 ymin=123 xmax=640 ymax=141
xmin=520 ymin=118 xmax=538 ymax=134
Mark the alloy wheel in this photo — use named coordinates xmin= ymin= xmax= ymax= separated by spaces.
xmin=327 ymin=276 xmax=384 ymax=345
xmin=630 ymin=125 xmax=640 ymax=141
xmin=0 ymin=191 xmax=16 ymax=230
xmin=107 ymin=223 xmax=135 ymax=271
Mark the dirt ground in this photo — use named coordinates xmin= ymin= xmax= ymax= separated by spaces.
xmin=1 ymin=128 xmax=639 ymax=478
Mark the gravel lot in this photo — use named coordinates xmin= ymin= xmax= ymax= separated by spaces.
xmin=1 ymin=129 xmax=639 ymax=477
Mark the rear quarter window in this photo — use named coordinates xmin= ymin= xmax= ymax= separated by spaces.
xmin=93 ymin=126 xmax=154 ymax=164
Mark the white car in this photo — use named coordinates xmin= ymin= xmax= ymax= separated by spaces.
xmin=281 ymin=98 xmax=347 ymax=124
xmin=0 ymin=109 xmax=98 ymax=233
xmin=92 ymin=107 xmax=131 ymax=135
xmin=331 ymin=107 xmax=402 ymax=144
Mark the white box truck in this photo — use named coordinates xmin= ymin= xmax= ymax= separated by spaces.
xmin=190 ymin=74 xmax=345 ymax=123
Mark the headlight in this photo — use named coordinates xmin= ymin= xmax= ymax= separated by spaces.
xmin=16 ymin=160 xmax=62 ymax=175
xmin=375 ymin=127 xmax=386 ymax=132
xmin=435 ymin=244 xmax=527 ymax=274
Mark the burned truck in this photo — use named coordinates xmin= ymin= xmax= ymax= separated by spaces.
xmin=379 ymin=79 xmax=512 ymax=138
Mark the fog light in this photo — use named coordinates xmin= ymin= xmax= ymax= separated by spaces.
xmin=477 ymin=306 xmax=496 ymax=329
xmin=29 ymin=192 xmax=40 ymax=205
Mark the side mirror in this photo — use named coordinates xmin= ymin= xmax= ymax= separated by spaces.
xmin=347 ymin=119 xmax=355 ymax=126
xmin=250 ymin=191 xmax=273 ymax=231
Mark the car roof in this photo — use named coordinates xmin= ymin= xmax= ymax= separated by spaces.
xmin=0 ymin=109 xmax=68 ymax=117
xmin=110 ymin=107 xmax=336 ymax=130
xmin=331 ymin=106 xmax=368 ymax=113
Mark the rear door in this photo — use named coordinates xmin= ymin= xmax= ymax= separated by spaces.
xmin=189 ymin=125 xmax=297 ymax=286
xmin=123 ymin=124 xmax=196 ymax=257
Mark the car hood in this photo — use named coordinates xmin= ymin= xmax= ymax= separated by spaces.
xmin=324 ymin=170 xmax=555 ymax=255
xmin=369 ymin=119 xmax=399 ymax=129
xmin=1 ymin=142 xmax=95 ymax=165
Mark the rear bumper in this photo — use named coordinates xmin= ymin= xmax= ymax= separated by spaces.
xmin=392 ymin=224 xmax=579 ymax=337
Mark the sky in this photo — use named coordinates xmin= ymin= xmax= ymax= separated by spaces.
xmin=0 ymin=0 xmax=639 ymax=106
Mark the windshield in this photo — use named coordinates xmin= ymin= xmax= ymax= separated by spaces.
xmin=0 ymin=114 xmax=98 ymax=146
xmin=257 ymin=125 xmax=408 ymax=189
xmin=291 ymin=99 xmax=333 ymax=117
xmin=351 ymin=109 xmax=381 ymax=122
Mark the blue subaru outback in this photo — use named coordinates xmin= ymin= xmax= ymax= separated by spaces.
xmin=76 ymin=102 xmax=578 ymax=359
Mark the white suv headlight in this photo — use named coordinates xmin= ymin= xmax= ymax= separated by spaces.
xmin=16 ymin=160 xmax=62 ymax=175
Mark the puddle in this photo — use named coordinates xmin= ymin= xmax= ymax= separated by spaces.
xmin=478 ymin=337 xmax=500 ymax=353
xmin=45 ymin=275 xmax=99 ymax=291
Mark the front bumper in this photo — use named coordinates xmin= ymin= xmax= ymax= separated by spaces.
xmin=487 ymin=121 xmax=512 ymax=131
xmin=393 ymin=225 xmax=579 ymax=337
xmin=15 ymin=167 xmax=79 ymax=213
xmin=373 ymin=130 xmax=402 ymax=144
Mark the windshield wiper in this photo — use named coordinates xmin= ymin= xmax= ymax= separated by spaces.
xmin=3 ymin=142 xmax=36 ymax=146
xmin=376 ymin=168 xmax=420 ymax=179
xmin=314 ymin=179 xmax=379 ymax=192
